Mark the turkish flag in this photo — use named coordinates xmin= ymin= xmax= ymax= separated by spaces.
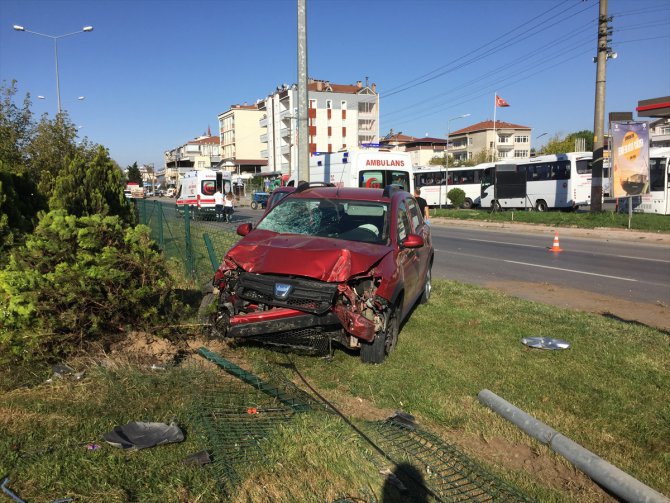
xmin=495 ymin=95 xmax=510 ymax=107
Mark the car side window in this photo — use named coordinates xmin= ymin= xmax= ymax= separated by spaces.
xmin=396 ymin=201 xmax=410 ymax=243
xmin=406 ymin=198 xmax=422 ymax=230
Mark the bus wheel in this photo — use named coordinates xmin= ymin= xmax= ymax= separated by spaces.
xmin=492 ymin=200 xmax=501 ymax=211
xmin=251 ymin=201 xmax=258 ymax=210
xmin=462 ymin=198 xmax=473 ymax=209
xmin=535 ymin=199 xmax=548 ymax=212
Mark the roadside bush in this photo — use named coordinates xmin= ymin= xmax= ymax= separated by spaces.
xmin=447 ymin=187 xmax=466 ymax=208
xmin=0 ymin=210 xmax=183 ymax=363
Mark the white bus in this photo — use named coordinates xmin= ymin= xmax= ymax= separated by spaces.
xmin=413 ymin=164 xmax=493 ymax=208
xmin=621 ymin=147 xmax=670 ymax=215
xmin=480 ymin=152 xmax=593 ymax=211
xmin=290 ymin=148 xmax=414 ymax=193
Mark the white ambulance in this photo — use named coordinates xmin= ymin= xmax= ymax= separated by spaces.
xmin=175 ymin=169 xmax=233 ymax=219
xmin=289 ymin=147 xmax=414 ymax=192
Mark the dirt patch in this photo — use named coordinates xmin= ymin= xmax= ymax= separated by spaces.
xmin=486 ymin=280 xmax=670 ymax=332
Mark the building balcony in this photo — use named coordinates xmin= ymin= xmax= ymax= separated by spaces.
xmin=260 ymin=133 xmax=268 ymax=143
xmin=497 ymin=143 xmax=514 ymax=150
xmin=260 ymin=117 xmax=268 ymax=127
xmin=279 ymin=109 xmax=293 ymax=120
xmin=280 ymin=127 xmax=291 ymax=138
xmin=260 ymin=149 xmax=268 ymax=158
xmin=280 ymin=162 xmax=290 ymax=171
xmin=280 ymin=144 xmax=291 ymax=155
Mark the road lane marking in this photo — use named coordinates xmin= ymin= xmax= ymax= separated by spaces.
xmin=616 ymin=255 xmax=670 ymax=264
xmin=503 ymin=260 xmax=637 ymax=282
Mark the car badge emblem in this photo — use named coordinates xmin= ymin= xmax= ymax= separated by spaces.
xmin=274 ymin=283 xmax=293 ymax=300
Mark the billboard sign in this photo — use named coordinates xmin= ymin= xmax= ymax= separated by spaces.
xmin=611 ymin=121 xmax=650 ymax=198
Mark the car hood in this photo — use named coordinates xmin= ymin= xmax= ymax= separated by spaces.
xmin=226 ymin=230 xmax=391 ymax=282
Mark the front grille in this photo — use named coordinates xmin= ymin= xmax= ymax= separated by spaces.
xmin=236 ymin=273 xmax=338 ymax=315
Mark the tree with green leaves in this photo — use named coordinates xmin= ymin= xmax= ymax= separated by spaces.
xmin=50 ymin=145 xmax=135 ymax=225
xmin=126 ymin=162 xmax=143 ymax=186
xmin=0 ymin=80 xmax=33 ymax=175
xmin=27 ymin=112 xmax=80 ymax=200
xmin=539 ymin=130 xmax=593 ymax=155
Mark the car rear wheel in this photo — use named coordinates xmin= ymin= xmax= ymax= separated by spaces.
xmin=360 ymin=306 xmax=398 ymax=364
xmin=420 ymin=267 xmax=432 ymax=304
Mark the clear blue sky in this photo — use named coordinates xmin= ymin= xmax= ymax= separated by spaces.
xmin=1 ymin=0 xmax=668 ymax=170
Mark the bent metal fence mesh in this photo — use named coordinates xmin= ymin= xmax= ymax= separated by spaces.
xmin=135 ymin=199 xmax=242 ymax=287
xmin=190 ymin=349 xmax=532 ymax=502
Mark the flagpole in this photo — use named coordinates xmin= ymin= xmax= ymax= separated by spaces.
xmin=493 ymin=92 xmax=497 ymax=162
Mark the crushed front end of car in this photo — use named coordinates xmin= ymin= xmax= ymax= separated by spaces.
xmin=209 ymin=255 xmax=391 ymax=355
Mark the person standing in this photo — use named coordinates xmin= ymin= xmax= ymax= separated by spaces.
xmin=214 ymin=189 xmax=225 ymax=220
xmin=414 ymin=188 xmax=430 ymax=224
xmin=223 ymin=192 xmax=235 ymax=222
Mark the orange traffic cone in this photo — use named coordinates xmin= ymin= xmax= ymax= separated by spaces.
xmin=549 ymin=231 xmax=562 ymax=253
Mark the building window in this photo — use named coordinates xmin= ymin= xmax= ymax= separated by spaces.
xmin=309 ymin=99 xmax=316 ymax=109
xmin=342 ymin=127 xmax=346 ymax=136
xmin=515 ymin=150 xmax=529 ymax=158
xmin=341 ymin=100 xmax=347 ymax=110
xmin=515 ymin=135 xmax=529 ymax=143
xmin=468 ymin=137 xmax=473 ymax=146
xmin=328 ymin=126 xmax=332 ymax=137
xmin=328 ymin=143 xmax=332 ymax=153
xmin=326 ymin=100 xmax=332 ymax=109
xmin=498 ymin=135 xmax=511 ymax=143
xmin=660 ymin=126 xmax=670 ymax=135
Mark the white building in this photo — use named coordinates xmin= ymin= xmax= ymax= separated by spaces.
xmin=260 ymin=78 xmax=379 ymax=176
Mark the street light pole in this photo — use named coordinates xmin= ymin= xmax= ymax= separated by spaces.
xmin=13 ymin=24 xmax=93 ymax=115
xmin=441 ymin=113 xmax=471 ymax=208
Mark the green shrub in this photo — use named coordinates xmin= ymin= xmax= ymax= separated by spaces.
xmin=0 ymin=210 xmax=183 ymax=362
xmin=447 ymin=187 xmax=466 ymax=208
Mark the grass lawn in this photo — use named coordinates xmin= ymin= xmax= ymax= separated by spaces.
xmin=1 ymin=280 xmax=668 ymax=502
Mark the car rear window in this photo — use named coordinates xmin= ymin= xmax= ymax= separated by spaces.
xmin=257 ymin=198 xmax=389 ymax=244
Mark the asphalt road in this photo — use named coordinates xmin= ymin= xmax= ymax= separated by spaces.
xmin=428 ymin=221 xmax=670 ymax=307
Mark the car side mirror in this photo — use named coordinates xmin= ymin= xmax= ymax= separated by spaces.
xmin=237 ymin=223 xmax=252 ymax=236
xmin=403 ymin=234 xmax=424 ymax=249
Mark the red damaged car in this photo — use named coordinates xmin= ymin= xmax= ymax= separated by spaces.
xmin=210 ymin=184 xmax=433 ymax=363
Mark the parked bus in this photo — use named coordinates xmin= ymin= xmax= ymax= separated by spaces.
xmin=480 ymin=152 xmax=593 ymax=211
xmin=413 ymin=164 xmax=492 ymax=208
xmin=290 ymin=148 xmax=414 ymax=193
xmin=619 ymin=147 xmax=670 ymax=215
xmin=176 ymin=169 xmax=233 ymax=219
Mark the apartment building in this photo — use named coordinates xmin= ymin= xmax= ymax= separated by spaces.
xmin=163 ymin=133 xmax=222 ymax=187
xmin=449 ymin=120 xmax=532 ymax=162
xmin=379 ymin=133 xmax=448 ymax=166
xmin=649 ymin=118 xmax=670 ymax=148
xmin=260 ymin=78 xmax=379 ymax=175
xmin=217 ymin=104 xmax=267 ymax=175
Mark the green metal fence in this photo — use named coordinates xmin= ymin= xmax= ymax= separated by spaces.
xmin=135 ymin=199 xmax=241 ymax=287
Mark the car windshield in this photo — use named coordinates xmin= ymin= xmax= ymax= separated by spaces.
xmin=257 ymin=198 xmax=389 ymax=244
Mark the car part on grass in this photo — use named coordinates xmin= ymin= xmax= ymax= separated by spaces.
xmin=183 ymin=450 xmax=212 ymax=466
xmin=102 ymin=421 xmax=184 ymax=450
xmin=478 ymin=389 xmax=670 ymax=503
xmin=521 ymin=337 xmax=571 ymax=350
xmin=1 ymin=477 xmax=73 ymax=503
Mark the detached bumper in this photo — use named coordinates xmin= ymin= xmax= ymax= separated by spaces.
xmin=228 ymin=308 xmax=341 ymax=338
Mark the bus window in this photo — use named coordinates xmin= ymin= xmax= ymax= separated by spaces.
xmin=650 ymin=158 xmax=666 ymax=192
xmin=576 ymin=159 xmax=592 ymax=175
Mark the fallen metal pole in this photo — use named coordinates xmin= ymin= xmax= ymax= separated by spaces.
xmin=478 ymin=389 xmax=669 ymax=503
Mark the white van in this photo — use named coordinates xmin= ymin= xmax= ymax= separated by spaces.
xmin=175 ymin=169 xmax=232 ymax=219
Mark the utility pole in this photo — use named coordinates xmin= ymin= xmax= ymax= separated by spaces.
xmin=591 ymin=0 xmax=610 ymax=212
xmin=297 ymin=0 xmax=309 ymax=182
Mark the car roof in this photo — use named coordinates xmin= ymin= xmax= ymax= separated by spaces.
xmin=288 ymin=186 xmax=406 ymax=203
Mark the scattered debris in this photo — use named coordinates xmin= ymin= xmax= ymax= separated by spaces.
xmin=521 ymin=337 xmax=571 ymax=350
xmin=387 ymin=411 xmax=416 ymax=429
xmin=103 ymin=421 xmax=184 ymax=450
xmin=183 ymin=450 xmax=212 ymax=467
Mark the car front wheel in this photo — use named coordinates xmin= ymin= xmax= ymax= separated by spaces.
xmin=360 ymin=307 xmax=398 ymax=364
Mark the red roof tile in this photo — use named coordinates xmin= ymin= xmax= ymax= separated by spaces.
xmin=451 ymin=120 xmax=531 ymax=135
